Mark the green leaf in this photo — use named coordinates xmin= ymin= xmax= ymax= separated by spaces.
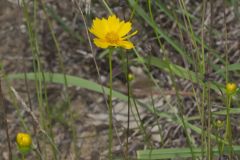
xmin=137 ymin=146 xmax=240 ymax=159
xmin=8 ymin=72 xmax=226 ymax=145
xmin=138 ymin=56 xmax=224 ymax=93
xmin=8 ymin=72 xmax=128 ymax=101
xmin=215 ymin=63 xmax=240 ymax=74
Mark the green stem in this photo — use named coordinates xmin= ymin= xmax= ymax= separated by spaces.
xmin=126 ymin=52 xmax=130 ymax=160
xmin=226 ymin=95 xmax=233 ymax=158
xmin=21 ymin=154 xmax=26 ymax=160
xmin=108 ymin=49 xmax=113 ymax=160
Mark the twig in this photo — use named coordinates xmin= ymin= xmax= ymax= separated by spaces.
xmin=0 ymin=78 xmax=12 ymax=160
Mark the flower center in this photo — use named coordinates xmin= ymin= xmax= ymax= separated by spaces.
xmin=105 ymin=32 xmax=119 ymax=43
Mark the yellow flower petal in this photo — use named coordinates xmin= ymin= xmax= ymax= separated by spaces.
xmin=119 ymin=40 xmax=134 ymax=49
xmin=89 ymin=18 xmax=108 ymax=39
xmin=122 ymin=30 xmax=138 ymax=40
xmin=118 ymin=22 xmax=132 ymax=37
xmin=99 ymin=18 xmax=110 ymax=34
xmin=93 ymin=38 xmax=110 ymax=48
xmin=108 ymin=15 xmax=121 ymax=32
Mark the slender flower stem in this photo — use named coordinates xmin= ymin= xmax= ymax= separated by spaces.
xmin=22 ymin=154 xmax=26 ymax=160
xmin=226 ymin=95 xmax=233 ymax=157
xmin=126 ymin=52 xmax=130 ymax=160
xmin=108 ymin=49 xmax=113 ymax=160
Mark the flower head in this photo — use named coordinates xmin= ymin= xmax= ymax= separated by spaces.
xmin=226 ymin=82 xmax=237 ymax=95
xmin=16 ymin=132 xmax=32 ymax=154
xmin=89 ymin=15 xmax=137 ymax=49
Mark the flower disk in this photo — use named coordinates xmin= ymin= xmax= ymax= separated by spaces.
xmin=89 ymin=15 xmax=137 ymax=49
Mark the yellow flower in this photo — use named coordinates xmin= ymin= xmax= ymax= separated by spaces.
xmin=89 ymin=15 xmax=137 ymax=49
xmin=16 ymin=133 xmax=32 ymax=148
xmin=226 ymin=82 xmax=237 ymax=95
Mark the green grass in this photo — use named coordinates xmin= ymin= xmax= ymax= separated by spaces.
xmin=4 ymin=0 xmax=240 ymax=159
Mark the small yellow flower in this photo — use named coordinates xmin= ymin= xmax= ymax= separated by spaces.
xmin=16 ymin=133 xmax=32 ymax=148
xmin=226 ymin=82 xmax=237 ymax=95
xmin=89 ymin=15 xmax=137 ymax=49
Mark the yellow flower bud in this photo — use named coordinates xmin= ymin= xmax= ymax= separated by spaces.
xmin=215 ymin=120 xmax=224 ymax=128
xmin=128 ymin=73 xmax=134 ymax=81
xmin=16 ymin=133 xmax=32 ymax=154
xmin=226 ymin=83 xmax=237 ymax=95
